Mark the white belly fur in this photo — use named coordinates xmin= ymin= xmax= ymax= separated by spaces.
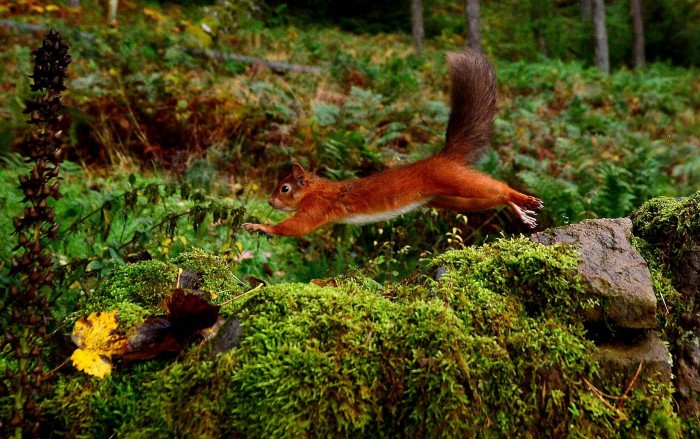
xmin=339 ymin=200 xmax=429 ymax=225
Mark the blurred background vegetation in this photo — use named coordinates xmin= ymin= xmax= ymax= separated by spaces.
xmin=0 ymin=0 xmax=698 ymax=291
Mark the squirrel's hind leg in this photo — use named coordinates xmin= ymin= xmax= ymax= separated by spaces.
xmin=424 ymin=164 xmax=544 ymax=227
xmin=429 ymin=191 xmax=543 ymax=228
xmin=428 ymin=196 xmax=501 ymax=211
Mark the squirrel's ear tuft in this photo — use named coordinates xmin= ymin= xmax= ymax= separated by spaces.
xmin=292 ymin=163 xmax=307 ymax=185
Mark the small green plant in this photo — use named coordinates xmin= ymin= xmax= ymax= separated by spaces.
xmin=50 ymin=174 xmax=251 ymax=293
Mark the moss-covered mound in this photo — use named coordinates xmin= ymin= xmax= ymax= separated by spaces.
xmin=631 ymin=190 xmax=700 ymax=257
xmin=75 ymin=249 xmax=245 ymax=330
xmin=43 ymin=238 xmax=679 ymax=437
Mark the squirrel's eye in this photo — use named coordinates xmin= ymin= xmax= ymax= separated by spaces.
xmin=281 ymin=185 xmax=290 ymax=193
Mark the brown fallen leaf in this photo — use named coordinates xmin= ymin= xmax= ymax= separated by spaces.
xmin=123 ymin=289 xmax=220 ymax=362
xmin=70 ymin=290 xmax=222 ymax=373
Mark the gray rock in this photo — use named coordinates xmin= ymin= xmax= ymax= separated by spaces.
xmin=532 ymin=218 xmax=657 ymax=329
xmin=683 ymin=333 xmax=700 ymax=368
xmin=433 ymin=265 xmax=448 ymax=281
xmin=676 ymin=245 xmax=700 ymax=301
xmin=595 ymin=331 xmax=672 ymax=388
xmin=676 ymin=331 xmax=700 ymax=416
xmin=209 ymin=318 xmax=243 ymax=357
xmin=179 ymin=269 xmax=203 ymax=290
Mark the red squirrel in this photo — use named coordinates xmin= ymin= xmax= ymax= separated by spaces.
xmin=244 ymin=50 xmax=542 ymax=237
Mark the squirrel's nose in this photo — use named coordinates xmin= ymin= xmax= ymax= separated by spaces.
xmin=267 ymin=199 xmax=274 ymax=207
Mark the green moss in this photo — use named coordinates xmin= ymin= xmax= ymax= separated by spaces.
xmin=631 ymin=195 xmax=700 ymax=437
xmin=93 ymin=260 xmax=177 ymax=308
xmin=173 ymin=248 xmax=246 ymax=305
xmin=43 ymin=362 xmax=167 ymax=438
xmin=631 ymin=191 xmax=700 ymax=257
xmin=683 ymin=416 xmax=700 ymax=438
xmin=74 ymin=252 xmax=246 ymax=329
xmin=220 ymin=284 xmax=482 ymax=437
xmin=425 ymin=236 xmax=595 ymax=321
xmin=630 ymin=236 xmax=682 ymax=333
xmin=71 ymin=260 xmax=177 ymax=331
xmin=44 ymin=242 xmax=681 ymax=437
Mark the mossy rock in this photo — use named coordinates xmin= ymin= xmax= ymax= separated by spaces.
xmin=172 ymin=248 xmax=246 ymax=301
xmin=45 ymin=239 xmax=680 ymax=437
xmin=78 ymin=251 xmax=244 ymax=330
xmin=631 ymin=191 xmax=700 ymax=256
xmin=423 ymin=236 xmax=594 ymax=320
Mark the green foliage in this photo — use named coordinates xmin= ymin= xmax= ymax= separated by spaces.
xmin=46 ymin=168 xmax=247 ymax=283
xmin=492 ymin=60 xmax=698 ymax=225
xmin=1 ymin=2 xmax=698 ymax=307
xmin=644 ymin=0 xmax=700 ymax=66
xmin=262 ymin=0 xmax=410 ymax=33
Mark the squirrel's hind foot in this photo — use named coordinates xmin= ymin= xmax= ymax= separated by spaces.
xmin=508 ymin=198 xmax=542 ymax=228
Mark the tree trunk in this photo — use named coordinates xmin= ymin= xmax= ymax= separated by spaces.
xmin=107 ymin=0 xmax=118 ymax=26
xmin=592 ymin=0 xmax=610 ymax=74
xmin=69 ymin=0 xmax=81 ymax=7
xmin=580 ymin=0 xmax=592 ymax=21
xmin=630 ymin=0 xmax=645 ymax=68
xmin=535 ymin=31 xmax=548 ymax=56
xmin=465 ymin=0 xmax=482 ymax=52
xmin=410 ymin=0 xmax=425 ymax=55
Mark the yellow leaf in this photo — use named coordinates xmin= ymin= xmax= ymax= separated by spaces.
xmin=70 ymin=349 xmax=112 ymax=379
xmin=46 ymin=5 xmax=61 ymax=12
xmin=70 ymin=311 xmax=128 ymax=378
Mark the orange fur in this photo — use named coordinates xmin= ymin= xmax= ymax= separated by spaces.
xmin=243 ymin=50 xmax=543 ymax=237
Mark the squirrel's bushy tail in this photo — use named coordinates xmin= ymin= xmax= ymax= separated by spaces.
xmin=440 ymin=49 xmax=497 ymax=164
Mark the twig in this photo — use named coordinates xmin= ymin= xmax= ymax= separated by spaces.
xmin=0 ymin=18 xmax=94 ymax=40
xmin=176 ymin=267 xmax=183 ymax=289
xmin=583 ymin=377 xmax=620 ymax=414
xmin=219 ymin=283 xmax=263 ymax=307
xmin=659 ymin=292 xmax=669 ymax=314
xmin=581 ymin=377 xmax=625 ymax=400
xmin=40 ymin=358 xmax=70 ymax=383
xmin=617 ymin=361 xmax=643 ymax=411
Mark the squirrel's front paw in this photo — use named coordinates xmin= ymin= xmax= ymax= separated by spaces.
xmin=243 ymin=223 xmax=273 ymax=235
